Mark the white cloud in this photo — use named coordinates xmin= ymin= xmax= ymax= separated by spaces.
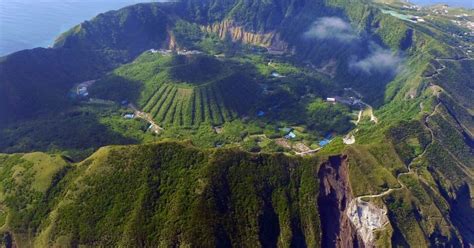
xmin=350 ymin=44 xmax=403 ymax=75
xmin=303 ymin=17 xmax=358 ymax=42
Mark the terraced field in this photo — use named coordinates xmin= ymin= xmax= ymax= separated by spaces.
xmin=140 ymin=72 xmax=259 ymax=126
xmin=90 ymin=53 xmax=261 ymax=127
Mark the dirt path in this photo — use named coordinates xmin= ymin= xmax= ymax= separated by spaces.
xmin=128 ymin=104 xmax=164 ymax=134
xmin=346 ymin=103 xmax=442 ymax=246
xmin=295 ymin=148 xmax=321 ymax=156
xmin=355 ymin=110 xmax=363 ymax=125
xmin=360 ymin=55 xmax=474 ymax=198
xmin=425 ymin=57 xmax=473 ymax=79
xmin=355 ymin=104 xmax=440 ymax=201
xmin=346 ymin=53 xmax=473 ymax=246
xmin=346 ymin=88 xmax=378 ymax=125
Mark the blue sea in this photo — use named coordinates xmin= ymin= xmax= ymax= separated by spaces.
xmin=0 ymin=0 xmax=163 ymax=56
xmin=0 ymin=0 xmax=472 ymax=56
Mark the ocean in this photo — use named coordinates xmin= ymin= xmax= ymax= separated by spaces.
xmin=0 ymin=0 xmax=162 ymax=56
xmin=0 ymin=0 xmax=472 ymax=56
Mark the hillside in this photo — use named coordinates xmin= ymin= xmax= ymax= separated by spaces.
xmin=90 ymin=53 xmax=261 ymax=126
xmin=0 ymin=141 xmax=467 ymax=247
xmin=0 ymin=142 xmax=323 ymax=247
xmin=0 ymin=0 xmax=472 ymax=247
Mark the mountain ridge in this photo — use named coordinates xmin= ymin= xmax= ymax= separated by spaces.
xmin=0 ymin=0 xmax=472 ymax=246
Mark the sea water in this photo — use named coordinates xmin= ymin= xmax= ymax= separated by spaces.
xmin=0 ymin=0 xmax=162 ymax=56
xmin=1 ymin=0 xmax=471 ymax=57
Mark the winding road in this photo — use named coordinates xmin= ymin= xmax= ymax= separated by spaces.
xmin=356 ymin=103 xmax=440 ymax=202
xmin=355 ymin=54 xmax=473 ymax=202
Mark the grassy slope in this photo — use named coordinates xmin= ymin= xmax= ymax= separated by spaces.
xmin=0 ymin=3 xmax=172 ymax=126
xmin=333 ymin=2 xmax=473 ymax=245
xmin=0 ymin=142 xmax=322 ymax=247
xmin=90 ymin=53 xmax=261 ymax=127
xmin=0 ymin=0 xmax=471 ymax=246
xmin=0 ymin=152 xmax=70 ymax=247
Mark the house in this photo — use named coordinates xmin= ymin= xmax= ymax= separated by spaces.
xmin=285 ymin=132 xmax=297 ymax=139
xmin=319 ymin=133 xmax=334 ymax=147
xmin=177 ymin=50 xmax=203 ymax=55
xmin=77 ymin=86 xmax=88 ymax=95
xmin=271 ymin=72 xmax=285 ymax=78
xmin=326 ymin=97 xmax=336 ymax=102
xmin=319 ymin=139 xmax=330 ymax=147
xmin=124 ymin=114 xmax=135 ymax=119
xmin=213 ymin=126 xmax=223 ymax=134
xmin=267 ymin=48 xmax=285 ymax=55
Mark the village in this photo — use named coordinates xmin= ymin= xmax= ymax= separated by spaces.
xmin=209 ymin=84 xmax=374 ymax=156
xmin=67 ymin=48 xmax=379 ymax=157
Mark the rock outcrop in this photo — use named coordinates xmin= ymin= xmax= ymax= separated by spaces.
xmin=347 ymin=199 xmax=389 ymax=247
xmin=318 ymin=155 xmax=364 ymax=247
xmin=202 ymin=20 xmax=288 ymax=51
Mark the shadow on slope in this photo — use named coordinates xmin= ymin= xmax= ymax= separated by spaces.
xmin=0 ymin=106 xmax=140 ymax=160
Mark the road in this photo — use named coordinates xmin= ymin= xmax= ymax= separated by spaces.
xmin=425 ymin=57 xmax=473 ymax=79
xmin=295 ymin=148 xmax=321 ymax=156
xmin=128 ymin=103 xmax=164 ymax=134
xmin=356 ymin=103 xmax=440 ymax=201
xmin=355 ymin=54 xmax=473 ymax=202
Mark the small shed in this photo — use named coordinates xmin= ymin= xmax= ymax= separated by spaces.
xmin=271 ymin=72 xmax=285 ymax=78
xmin=285 ymin=132 xmax=297 ymax=139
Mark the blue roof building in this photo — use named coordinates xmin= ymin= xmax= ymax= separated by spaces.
xmin=285 ymin=132 xmax=297 ymax=139
xmin=319 ymin=139 xmax=330 ymax=147
xmin=257 ymin=110 xmax=265 ymax=117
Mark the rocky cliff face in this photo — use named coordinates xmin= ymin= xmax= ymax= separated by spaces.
xmin=318 ymin=155 xmax=364 ymax=247
xmin=202 ymin=20 xmax=288 ymax=51
xmin=347 ymin=199 xmax=389 ymax=247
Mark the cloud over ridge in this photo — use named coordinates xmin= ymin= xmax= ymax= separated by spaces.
xmin=350 ymin=43 xmax=403 ymax=75
xmin=303 ymin=17 xmax=357 ymax=42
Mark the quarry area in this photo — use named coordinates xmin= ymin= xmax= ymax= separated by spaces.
xmin=347 ymin=198 xmax=390 ymax=246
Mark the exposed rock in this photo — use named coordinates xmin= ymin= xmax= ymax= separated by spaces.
xmin=347 ymin=199 xmax=389 ymax=247
xmin=318 ymin=155 xmax=364 ymax=247
xmin=202 ymin=20 xmax=288 ymax=51
xmin=343 ymin=134 xmax=356 ymax=145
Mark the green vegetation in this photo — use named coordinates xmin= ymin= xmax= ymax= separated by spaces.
xmin=0 ymin=153 xmax=70 ymax=247
xmin=0 ymin=0 xmax=472 ymax=246
xmin=0 ymin=104 xmax=156 ymax=161
xmin=0 ymin=142 xmax=322 ymax=247
xmin=307 ymin=99 xmax=354 ymax=134
xmin=90 ymin=53 xmax=261 ymax=126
